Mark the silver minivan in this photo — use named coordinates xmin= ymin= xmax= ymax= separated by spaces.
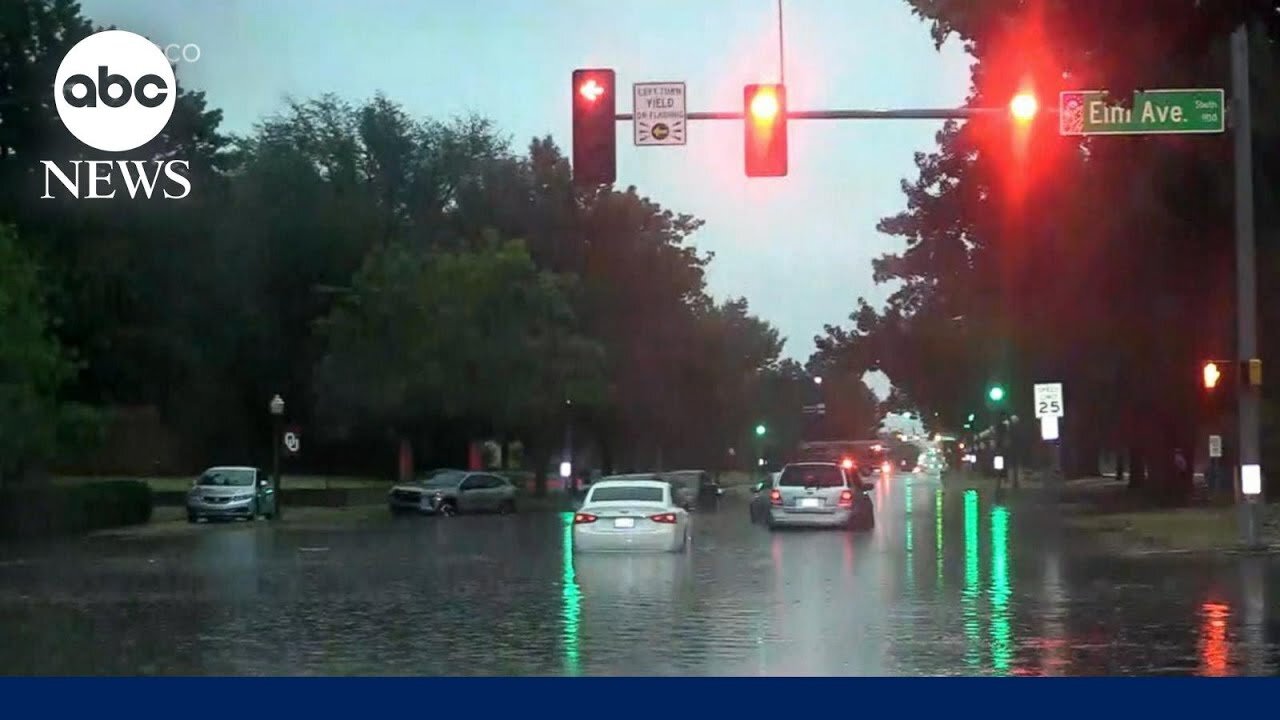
xmin=766 ymin=462 xmax=873 ymax=530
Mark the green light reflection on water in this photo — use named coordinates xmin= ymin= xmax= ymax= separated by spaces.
xmin=560 ymin=512 xmax=581 ymax=676
xmin=935 ymin=488 xmax=944 ymax=585
xmin=990 ymin=504 xmax=1012 ymax=674
xmin=904 ymin=481 xmax=914 ymax=591
xmin=962 ymin=489 xmax=981 ymax=670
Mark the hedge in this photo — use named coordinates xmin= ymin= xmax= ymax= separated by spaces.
xmin=0 ymin=480 xmax=153 ymax=539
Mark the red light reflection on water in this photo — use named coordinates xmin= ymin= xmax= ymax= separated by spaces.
xmin=1199 ymin=602 xmax=1231 ymax=676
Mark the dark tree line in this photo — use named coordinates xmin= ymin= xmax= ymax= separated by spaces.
xmin=814 ymin=0 xmax=1280 ymax=498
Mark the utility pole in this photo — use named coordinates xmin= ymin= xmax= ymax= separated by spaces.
xmin=1230 ymin=24 xmax=1265 ymax=548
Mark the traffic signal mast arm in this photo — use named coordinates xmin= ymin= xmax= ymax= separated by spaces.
xmin=612 ymin=106 xmax=1049 ymax=121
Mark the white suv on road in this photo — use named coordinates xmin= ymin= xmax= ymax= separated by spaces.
xmin=766 ymin=462 xmax=874 ymax=531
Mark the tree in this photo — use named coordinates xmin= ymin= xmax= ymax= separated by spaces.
xmin=314 ymin=236 xmax=606 ymax=489
xmin=0 ymin=224 xmax=98 ymax=484
xmin=822 ymin=0 xmax=1280 ymax=497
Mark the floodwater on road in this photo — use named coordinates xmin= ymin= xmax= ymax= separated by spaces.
xmin=1 ymin=475 xmax=1278 ymax=675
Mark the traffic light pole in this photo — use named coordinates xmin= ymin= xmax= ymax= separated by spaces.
xmin=1230 ymin=24 xmax=1264 ymax=549
xmin=613 ymin=107 xmax=1018 ymax=122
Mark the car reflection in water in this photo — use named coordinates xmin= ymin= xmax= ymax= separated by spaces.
xmin=570 ymin=549 xmax=695 ymax=674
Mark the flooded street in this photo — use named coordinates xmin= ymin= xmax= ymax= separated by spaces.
xmin=1 ymin=476 xmax=1278 ymax=675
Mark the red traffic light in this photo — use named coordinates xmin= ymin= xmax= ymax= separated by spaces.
xmin=744 ymin=83 xmax=787 ymax=177
xmin=750 ymin=88 xmax=780 ymax=121
xmin=1010 ymin=92 xmax=1038 ymax=122
xmin=1203 ymin=361 xmax=1222 ymax=389
xmin=578 ymin=79 xmax=605 ymax=103
xmin=572 ymin=69 xmax=616 ymax=187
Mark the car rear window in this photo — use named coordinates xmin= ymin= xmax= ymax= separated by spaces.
xmin=589 ymin=486 xmax=665 ymax=503
xmin=779 ymin=466 xmax=844 ymax=488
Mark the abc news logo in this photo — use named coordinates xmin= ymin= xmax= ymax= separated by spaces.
xmin=42 ymin=30 xmax=191 ymax=200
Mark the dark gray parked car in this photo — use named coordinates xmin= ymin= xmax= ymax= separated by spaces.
xmin=388 ymin=469 xmax=517 ymax=516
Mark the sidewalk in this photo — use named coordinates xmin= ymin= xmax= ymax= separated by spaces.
xmin=975 ymin=471 xmax=1280 ymax=556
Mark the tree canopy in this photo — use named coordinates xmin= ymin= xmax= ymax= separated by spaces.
xmin=814 ymin=0 xmax=1280 ymax=496
xmin=0 ymin=0 xmax=881 ymax=484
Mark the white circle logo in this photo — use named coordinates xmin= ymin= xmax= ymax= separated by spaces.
xmin=53 ymin=30 xmax=176 ymax=152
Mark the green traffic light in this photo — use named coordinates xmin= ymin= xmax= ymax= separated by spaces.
xmin=755 ymin=424 xmax=766 ymax=436
xmin=988 ymin=386 xmax=1005 ymax=402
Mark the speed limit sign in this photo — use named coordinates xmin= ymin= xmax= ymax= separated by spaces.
xmin=282 ymin=429 xmax=301 ymax=455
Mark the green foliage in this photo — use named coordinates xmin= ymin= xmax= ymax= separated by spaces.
xmin=0 ymin=479 xmax=152 ymax=538
xmin=819 ymin=0 xmax=1280 ymax=489
xmin=0 ymin=224 xmax=97 ymax=481
xmin=315 ymin=236 xmax=606 ymax=434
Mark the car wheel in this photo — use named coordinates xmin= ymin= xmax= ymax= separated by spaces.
xmin=498 ymin=500 xmax=516 ymax=515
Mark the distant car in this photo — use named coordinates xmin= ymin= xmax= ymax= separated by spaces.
xmin=572 ymin=477 xmax=691 ymax=553
xmin=387 ymin=469 xmax=517 ymax=516
xmin=765 ymin=462 xmax=874 ymax=531
xmin=659 ymin=470 xmax=723 ymax=511
xmin=186 ymin=466 xmax=276 ymax=522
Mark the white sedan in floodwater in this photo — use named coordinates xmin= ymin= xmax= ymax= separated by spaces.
xmin=572 ymin=477 xmax=691 ymax=553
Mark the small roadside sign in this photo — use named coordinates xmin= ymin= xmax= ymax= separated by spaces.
xmin=1209 ymin=434 xmax=1223 ymax=458
xmin=633 ymin=82 xmax=686 ymax=146
xmin=1040 ymin=415 xmax=1060 ymax=441
xmin=1034 ymin=382 xmax=1064 ymax=418
xmin=1059 ymin=89 xmax=1224 ymax=136
xmin=282 ymin=428 xmax=301 ymax=456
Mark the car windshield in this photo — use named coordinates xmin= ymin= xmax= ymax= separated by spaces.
xmin=588 ymin=485 xmax=665 ymax=503
xmin=779 ymin=466 xmax=844 ymax=488
xmin=197 ymin=469 xmax=255 ymax=487
xmin=419 ymin=470 xmax=466 ymax=487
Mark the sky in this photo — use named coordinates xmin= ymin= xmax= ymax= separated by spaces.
xmin=78 ymin=0 xmax=971 ymax=412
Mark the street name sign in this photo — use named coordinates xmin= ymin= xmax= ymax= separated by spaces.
xmin=1034 ymin=382 xmax=1064 ymax=418
xmin=1058 ymin=89 xmax=1225 ymax=136
xmin=633 ymin=82 xmax=686 ymax=146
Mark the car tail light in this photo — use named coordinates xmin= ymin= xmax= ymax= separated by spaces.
xmin=769 ymin=489 xmax=782 ymax=506
xmin=649 ymin=513 xmax=677 ymax=524
xmin=573 ymin=513 xmax=597 ymax=524
xmin=838 ymin=490 xmax=854 ymax=507
xmin=841 ymin=457 xmax=854 ymax=471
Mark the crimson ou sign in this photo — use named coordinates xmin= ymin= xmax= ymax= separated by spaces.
xmin=159 ymin=43 xmax=201 ymax=63
xmin=282 ymin=430 xmax=301 ymax=455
